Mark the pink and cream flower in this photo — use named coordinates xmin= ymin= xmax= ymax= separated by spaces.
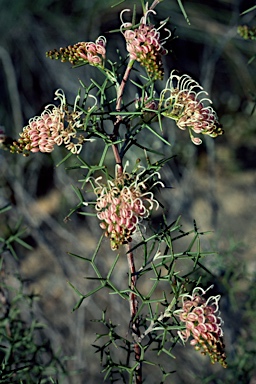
xmin=93 ymin=163 xmax=163 ymax=250
xmin=175 ymin=285 xmax=227 ymax=367
xmin=120 ymin=8 xmax=170 ymax=79
xmin=11 ymin=90 xmax=92 ymax=155
xmin=160 ymin=71 xmax=224 ymax=144
xmin=77 ymin=36 xmax=106 ymax=66
xmin=46 ymin=36 xmax=106 ymax=68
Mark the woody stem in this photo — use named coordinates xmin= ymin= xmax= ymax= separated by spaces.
xmin=112 ymin=59 xmax=135 ymax=171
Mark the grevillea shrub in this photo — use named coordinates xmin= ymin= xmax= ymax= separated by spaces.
xmin=2 ymin=1 xmax=228 ymax=382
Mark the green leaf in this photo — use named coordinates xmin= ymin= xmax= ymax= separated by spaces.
xmin=241 ymin=5 xmax=256 ymax=15
xmin=55 ymin=151 xmax=73 ymax=167
xmin=78 ymin=211 xmax=97 ymax=217
xmin=0 ymin=204 xmax=12 ymax=214
xmin=111 ymin=0 xmax=126 ymax=9
xmin=144 ymin=123 xmax=171 ymax=146
xmin=176 ymin=0 xmax=190 ymax=24
xmin=14 ymin=237 xmax=33 ymax=250
xmin=158 ymin=347 xmax=176 ymax=358
xmin=99 ymin=143 xmax=111 ymax=167
xmin=71 ymin=185 xmax=84 ymax=202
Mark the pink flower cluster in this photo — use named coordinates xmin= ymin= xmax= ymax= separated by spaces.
xmin=11 ymin=90 xmax=87 ymax=155
xmin=121 ymin=9 xmax=169 ymax=79
xmin=46 ymin=36 xmax=106 ymax=68
xmin=160 ymin=71 xmax=223 ymax=144
xmin=78 ymin=36 xmax=106 ymax=66
xmin=175 ymin=286 xmax=227 ymax=367
xmin=19 ymin=107 xmax=64 ymax=153
xmin=94 ymin=165 xmax=162 ymax=250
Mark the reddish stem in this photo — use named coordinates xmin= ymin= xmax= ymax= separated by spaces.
xmin=112 ymin=59 xmax=135 ymax=173
xmin=116 ymin=59 xmax=135 ymax=113
xmin=112 ymin=143 xmax=122 ymax=169
xmin=112 ymin=57 xmax=142 ymax=381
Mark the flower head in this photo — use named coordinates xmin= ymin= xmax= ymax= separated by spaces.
xmin=120 ymin=8 xmax=170 ymax=79
xmin=93 ymin=163 xmax=163 ymax=250
xmin=46 ymin=36 xmax=106 ymax=68
xmin=160 ymin=71 xmax=223 ymax=144
xmin=175 ymin=285 xmax=227 ymax=368
xmin=11 ymin=90 xmax=91 ymax=156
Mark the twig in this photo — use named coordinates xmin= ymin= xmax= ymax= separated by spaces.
xmin=112 ymin=58 xmax=135 ymax=172
xmin=116 ymin=58 xmax=135 ymax=114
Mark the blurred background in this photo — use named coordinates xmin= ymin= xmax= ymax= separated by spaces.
xmin=1 ymin=0 xmax=256 ymax=383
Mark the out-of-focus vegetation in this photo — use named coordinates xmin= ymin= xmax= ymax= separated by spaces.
xmin=0 ymin=207 xmax=67 ymax=383
xmin=1 ymin=0 xmax=256 ymax=383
